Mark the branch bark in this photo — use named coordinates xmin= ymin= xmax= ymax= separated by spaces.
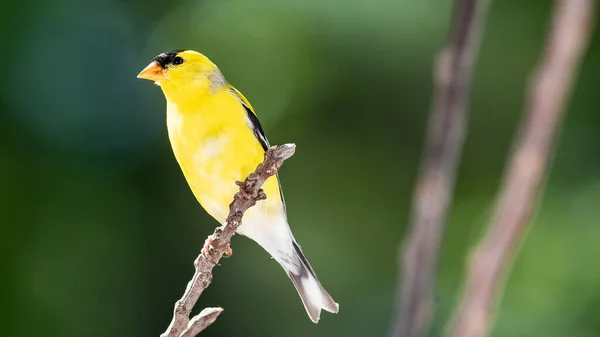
xmin=391 ymin=0 xmax=490 ymax=336
xmin=446 ymin=1 xmax=595 ymax=337
xmin=161 ymin=144 xmax=297 ymax=337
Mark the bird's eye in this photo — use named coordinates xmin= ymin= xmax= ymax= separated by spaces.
xmin=172 ymin=56 xmax=184 ymax=65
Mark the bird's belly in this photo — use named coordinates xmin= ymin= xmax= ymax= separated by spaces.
xmin=173 ymin=131 xmax=283 ymax=225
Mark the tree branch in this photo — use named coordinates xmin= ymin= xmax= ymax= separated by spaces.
xmin=446 ymin=1 xmax=595 ymax=337
xmin=180 ymin=308 xmax=224 ymax=337
xmin=161 ymin=144 xmax=297 ymax=337
xmin=391 ymin=0 xmax=490 ymax=336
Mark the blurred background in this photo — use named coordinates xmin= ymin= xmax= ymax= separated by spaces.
xmin=1 ymin=0 xmax=599 ymax=336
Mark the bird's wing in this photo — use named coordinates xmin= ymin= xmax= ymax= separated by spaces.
xmin=229 ymin=87 xmax=287 ymax=212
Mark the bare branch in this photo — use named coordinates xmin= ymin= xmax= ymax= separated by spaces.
xmin=391 ymin=0 xmax=490 ymax=336
xmin=180 ymin=308 xmax=224 ymax=337
xmin=446 ymin=1 xmax=595 ymax=337
xmin=161 ymin=144 xmax=297 ymax=337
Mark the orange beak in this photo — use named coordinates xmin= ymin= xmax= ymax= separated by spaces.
xmin=137 ymin=61 xmax=165 ymax=81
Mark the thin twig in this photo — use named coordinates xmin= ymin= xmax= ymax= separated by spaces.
xmin=446 ymin=1 xmax=595 ymax=337
xmin=161 ymin=144 xmax=297 ymax=337
xmin=391 ymin=0 xmax=490 ymax=336
xmin=180 ymin=308 xmax=224 ymax=337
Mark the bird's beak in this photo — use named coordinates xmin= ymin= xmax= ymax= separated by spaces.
xmin=137 ymin=61 xmax=165 ymax=81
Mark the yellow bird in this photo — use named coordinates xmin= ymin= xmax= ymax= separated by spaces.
xmin=137 ymin=50 xmax=338 ymax=323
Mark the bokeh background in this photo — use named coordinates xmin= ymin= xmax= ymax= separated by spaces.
xmin=2 ymin=0 xmax=599 ymax=336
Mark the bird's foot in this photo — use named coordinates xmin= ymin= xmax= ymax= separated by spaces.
xmin=224 ymin=246 xmax=233 ymax=258
xmin=256 ymin=189 xmax=267 ymax=201
xmin=235 ymin=181 xmax=251 ymax=200
xmin=201 ymin=236 xmax=215 ymax=259
xmin=202 ymin=236 xmax=233 ymax=261
xmin=236 ymin=180 xmax=262 ymax=201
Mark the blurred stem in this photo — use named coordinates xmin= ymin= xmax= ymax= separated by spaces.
xmin=446 ymin=1 xmax=596 ymax=337
xmin=391 ymin=0 xmax=490 ymax=336
xmin=161 ymin=144 xmax=296 ymax=337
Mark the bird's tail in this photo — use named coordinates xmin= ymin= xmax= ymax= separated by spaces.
xmin=287 ymin=241 xmax=339 ymax=323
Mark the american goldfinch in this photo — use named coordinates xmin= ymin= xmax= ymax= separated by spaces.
xmin=137 ymin=50 xmax=338 ymax=323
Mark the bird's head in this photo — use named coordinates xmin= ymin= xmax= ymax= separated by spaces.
xmin=137 ymin=50 xmax=226 ymax=99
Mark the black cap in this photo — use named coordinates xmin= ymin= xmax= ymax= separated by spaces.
xmin=153 ymin=50 xmax=185 ymax=68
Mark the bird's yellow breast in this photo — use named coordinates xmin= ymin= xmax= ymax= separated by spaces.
xmin=165 ymin=87 xmax=282 ymax=224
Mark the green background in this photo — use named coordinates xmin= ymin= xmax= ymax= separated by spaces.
xmin=2 ymin=0 xmax=599 ymax=336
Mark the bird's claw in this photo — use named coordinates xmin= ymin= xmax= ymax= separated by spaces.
xmin=202 ymin=236 xmax=233 ymax=261
xmin=236 ymin=185 xmax=260 ymax=201
xmin=257 ymin=189 xmax=267 ymax=200
xmin=224 ymin=246 xmax=233 ymax=258
xmin=201 ymin=236 xmax=215 ymax=259
xmin=235 ymin=181 xmax=251 ymax=200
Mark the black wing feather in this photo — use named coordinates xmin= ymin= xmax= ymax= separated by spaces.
xmin=231 ymin=89 xmax=287 ymax=212
xmin=244 ymin=104 xmax=269 ymax=151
